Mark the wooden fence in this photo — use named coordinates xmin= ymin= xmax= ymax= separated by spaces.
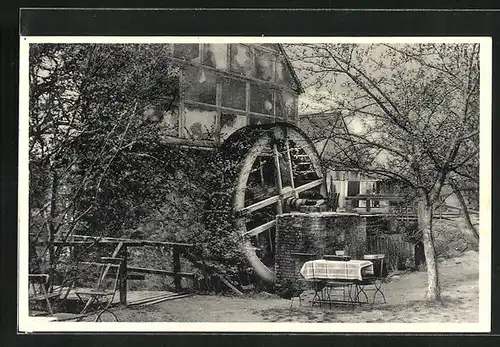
xmin=36 ymin=235 xmax=195 ymax=305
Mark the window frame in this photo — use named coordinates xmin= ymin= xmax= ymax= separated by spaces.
xmin=171 ymin=44 xmax=300 ymax=145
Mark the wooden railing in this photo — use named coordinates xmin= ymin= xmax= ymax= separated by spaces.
xmin=36 ymin=235 xmax=195 ymax=305
xmin=344 ymin=195 xmax=467 ymax=220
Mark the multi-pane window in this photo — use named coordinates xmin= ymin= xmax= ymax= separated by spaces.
xmin=183 ymin=105 xmax=218 ymax=141
xmin=259 ymin=43 xmax=279 ymax=52
xmin=276 ymin=58 xmax=295 ymax=88
xmin=221 ymin=78 xmax=246 ymax=110
xmin=249 ymin=115 xmax=273 ymax=126
xmin=143 ymin=105 xmax=179 ymax=137
xmin=184 ymin=68 xmax=217 ymax=105
xmin=220 ymin=112 xmax=247 ymax=140
xmin=173 ymin=44 xmax=201 ymax=62
xmin=250 ymin=84 xmax=273 ymax=115
xmin=230 ymin=44 xmax=255 ymax=77
xmin=254 ymin=50 xmax=275 ymax=82
xmin=275 ymin=90 xmax=296 ymax=121
xmin=171 ymin=44 xmax=300 ymax=143
xmin=202 ymin=44 xmax=228 ymax=70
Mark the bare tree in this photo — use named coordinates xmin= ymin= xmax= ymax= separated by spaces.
xmin=287 ymin=43 xmax=480 ymax=300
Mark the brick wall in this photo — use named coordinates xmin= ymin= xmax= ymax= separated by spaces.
xmin=275 ymin=212 xmax=370 ymax=286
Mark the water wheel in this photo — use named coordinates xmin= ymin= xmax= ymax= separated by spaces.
xmin=207 ymin=122 xmax=326 ymax=285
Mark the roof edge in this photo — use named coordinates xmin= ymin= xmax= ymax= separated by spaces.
xmin=277 ymin=44 xmax=305 ymax=95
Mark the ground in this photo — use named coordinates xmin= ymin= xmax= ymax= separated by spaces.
xmin=106 ymin=250 xmax=479 ymax=323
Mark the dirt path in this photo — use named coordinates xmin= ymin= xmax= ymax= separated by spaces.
xmin=113 ymin=250 xmax=479 ymax=323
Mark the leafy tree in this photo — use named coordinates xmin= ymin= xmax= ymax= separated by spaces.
xmin=287 ymin=43 xmax=480 ymax=300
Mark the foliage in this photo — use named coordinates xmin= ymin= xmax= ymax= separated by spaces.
xmin=28 ymin=44 xmax=248 ymax=282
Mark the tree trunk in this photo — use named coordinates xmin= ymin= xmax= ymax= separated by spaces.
xmin=418 ymin=199 xmax=441 ymax=300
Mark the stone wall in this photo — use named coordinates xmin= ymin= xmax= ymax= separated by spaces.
xmin=275 ymin=212 xmax=370 ymax=286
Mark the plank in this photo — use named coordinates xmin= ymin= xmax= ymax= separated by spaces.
xmin=129 ymin=293 xmax=178 ymax=305
xmin=141 ymin=294 xmax=190 ymax=306
xmin=272 ymin=143 xmax=284 ymax=215
xmin=71 ymin=234 xmax=194 ymax=247
xmin=126 ymin=266 xmax=195 ymax=278
xmin=239 ymin=195 xmax=281 ymax=215
xmin=215 ymin=274 xmax=243 ymax=296
xmin=242 ymin=220 xmax=276 ymax=237
xmin=127 ymin=292 xmax=181 ymax=306
xmin=294 ymin=178 xmax=324 ymax=194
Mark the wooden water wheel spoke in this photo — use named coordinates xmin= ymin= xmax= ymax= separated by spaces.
xmin=239 ymin=195 xmax=281 ymax=215
xmin=284 ymin=139 xmax=297 ymax=194
xmin=272 ymin=143 xmax=284 ymax=214
xmin=239 ymin=179 xmax=323 ymax=215
xmin=213 ymin=123 xmax=326 ymax=284
xmin=294 ymin=178 xmax=325 ymax=194
xmin=243 ymin=220 xmax=277 ymax=237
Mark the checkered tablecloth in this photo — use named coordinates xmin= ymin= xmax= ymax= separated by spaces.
xmin=300 ymin=259 xmax=374 ymax=281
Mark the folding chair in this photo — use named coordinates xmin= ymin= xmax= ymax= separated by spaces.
xmin=73 ymin=257 xmax=123 ymax=322
xmin=29 ymin=274 xmax=60 ymax=316
xmin=355 ymin=254 xmax=387 ymax=304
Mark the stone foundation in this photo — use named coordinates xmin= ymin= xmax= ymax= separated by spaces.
xmin=275 ymin=212 xmax=398 ymax=286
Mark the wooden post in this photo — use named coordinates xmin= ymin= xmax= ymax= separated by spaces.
xmin=119 ymin=244 xmax=128 ymax=305
xmin=173 ymin=246 xmax=181 ymax=292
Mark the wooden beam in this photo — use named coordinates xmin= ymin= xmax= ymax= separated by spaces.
xmin=126 ymin=266 xmax=195 ymax=278
xmin=238 ymin=179 xmax=324 ymax=215
xmin=284 ymin=139 xmax=298 ymax=197
xmin=215 ymin=274 xmax=243 ymax=296
xmin=345 ymin=195 xmax=403 ymax=201
xmin=173 ymin=246 xmax=181 ymax=292
xmin=272 ymin=143 xmax=284 ymax=214
xmin=139 ymin=294 xmax=191 ymax=306
xmin=239 ymin=195 xmax=281 ymax=215
xmin=118 ymin=244 xmax=127 ymax=305
xmin=100 ymin=243 xmax=124 ymax=304
xmin=243 ymin=220 xmax=276 ymax=237
xmin=294 ymin=178 xmax=324 ymax=194
xmin=70 ymin=235 xmax=194 ymax=248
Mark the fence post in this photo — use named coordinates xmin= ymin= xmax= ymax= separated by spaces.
xmin=119 ymin=245 xmax=128 ymax=305
xmin=173 ymin=246 xmax=181 ymax=292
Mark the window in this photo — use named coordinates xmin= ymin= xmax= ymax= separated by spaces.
xmin=331 ymin=171 xmax=345 ymax=181
xmin=275 ymin=90 xmax=296 ymax=120
xmin=203 ymin=44 xmax=228 ymax=70
xmin=220 ymin=112 xmax=247 ymax=140
xmin=221 ymin=78 xmax=246 ymax=110
xmin=183 ymin=68 xmax=217 ymax=105
xmin=173 ymin=44 xmax=201 ymax=62
xmin=276 ymin=58 xmax=295 ymax=88
xmin=183 ymin=106 xmax=218 ymax=141
xmin=142 ymin=105 xmax=179 ymax=137
xmin=249 ymin=115 xmax=273 ymax=126
xmin=230 ymin=44 xmax=255 ymax=77
xmin=347 ymin=181 xmax=360 ymax=207
xmin=157 ymin=107 xmax=179 ymax=137
xmin=254 ymin=50 xmax=275 ymax=82
xmin=250 ymin=84 xmax=273 ymax=115
xmin=348 ymin=171 xmax=361 ymax=181
xmin=259 ymin=44 xmax=279 ymax=52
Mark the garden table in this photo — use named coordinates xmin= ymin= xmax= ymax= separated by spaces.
xmin=299 ymin=259 xmax=374 ymax=307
